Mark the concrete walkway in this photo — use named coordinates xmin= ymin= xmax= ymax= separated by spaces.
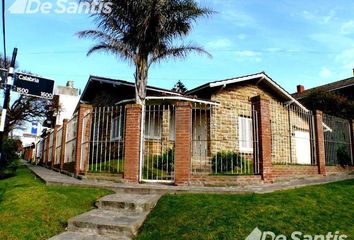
xmin=27 ymin=164 xmax=353 ymax=194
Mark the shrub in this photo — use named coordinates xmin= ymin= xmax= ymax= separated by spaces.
xmin=337 ymin=146 xmax=352 ymax=167
xmin=0 ymin=139 xmax=21 ymax=179
xmin=153 ymin=148 xmax=175 ymax=172
xmin=212 ymin=151 xmax=252 ymax=174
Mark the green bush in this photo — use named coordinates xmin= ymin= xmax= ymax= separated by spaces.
xmin=212 ymin=151 xmax=253 ymax=174
xmin=0 ymin=139 xmax=21 ymax=179
xmin=153 ymin=148 xmax=175 ymax=172
xmin=337 ymin=146 xmax=352 ymax=167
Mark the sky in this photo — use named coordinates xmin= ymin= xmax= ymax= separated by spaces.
xmin=4 ymin=0 xmax=354 ymax=96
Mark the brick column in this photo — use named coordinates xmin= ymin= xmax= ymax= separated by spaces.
xmin=124 ymin=104 xmax=142 ymax=183
xmin=350 ymin=120 xmax=354 ymax=165
xmin=51 ymin=125 xmax=60 ymax=168
xmin=74 ymin=104 xmax=93 ymax=176
xmin=44 ymin=135 xmax=50 ymax=166
xmin=175 ymin=102 xmax=192 ymax=185
xmin=60 ymin=119 xmax=68 ymax=171
xmin=314 ymin=110 xmax=326 ymax=175
xmin=251 ymin=95 xmax=273 ymax=183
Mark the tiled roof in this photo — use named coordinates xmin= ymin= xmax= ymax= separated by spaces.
xmin=292 ymin=77 xmax=354 ymax=99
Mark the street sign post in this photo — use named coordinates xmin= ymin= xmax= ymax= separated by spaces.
xmin=14 ymin=73 xmax=55 ymax=99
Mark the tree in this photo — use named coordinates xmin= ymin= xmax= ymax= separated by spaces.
xmin=77 ymin=0 xmax=213 ymax=104
xmin=172 ymin=80 xmax=188 ymax=93
xmin=301 ymin=91 xmax=354 ymax=119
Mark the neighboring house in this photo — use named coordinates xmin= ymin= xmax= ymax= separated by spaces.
xmin=292 ymin=76 xmax=354 ymax=100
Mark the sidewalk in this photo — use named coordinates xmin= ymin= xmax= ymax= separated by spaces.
xmin=26 ymin=163 xmax=354 ymax=194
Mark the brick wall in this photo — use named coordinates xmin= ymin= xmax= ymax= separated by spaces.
xmin=189 ymin=174 xmax=262 ymax=186
xmin=272 ymin=165 xmax=318 ymax=179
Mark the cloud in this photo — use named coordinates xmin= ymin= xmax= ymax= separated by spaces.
xmin=341 ymin=20 xmax=354 ymax=35
xmin=237 ymin=34 xmax=247 ymax=40
xmin=320 ymin=67 xmax=332 ymax=78
xmin=301 ymin=9 xmax=336 ymax=25
xmin=234 ymin=50 xmax=262 ymax=62
xmin=336 ymin=48 xmax=354 ymax=70
xmin=207 ymin=38 xmax=232 ymax=49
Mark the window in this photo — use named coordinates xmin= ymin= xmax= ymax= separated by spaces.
xmin=239 ymin=116 xmax=253 ymax=153
xmin=111 ymin=115 xmax=123 ymax=140
xmin=144 ymin=110 xmax=162 ymax=139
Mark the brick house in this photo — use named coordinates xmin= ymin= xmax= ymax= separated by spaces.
xmin=37 ymin=72 xmax=353 ymax=185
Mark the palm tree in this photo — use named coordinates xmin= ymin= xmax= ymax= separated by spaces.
xmin=77 ymin=0 xmax=213 ymax=104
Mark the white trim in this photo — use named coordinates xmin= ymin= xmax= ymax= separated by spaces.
xmin=146 ymin=96 xmax=220 ymax=106
xmin=209 ymin=73 xmax=309 ymax=112
xmin=322 ymin=122 xmax=333 ymax=132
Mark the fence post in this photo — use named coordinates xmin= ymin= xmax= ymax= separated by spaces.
xmin=251 ymin=95 xmax=273 ymax=183
xmin=123 ymin=104 xmax=142 ymax=183
xmin=51 ymin=125 xmax=60 ymax=169
xmin=74 ymin=104 xmax=92 ymax=176
xmin=314 ymin=110 xmax=326 ymax=175
xmin=175 ymin=102 xmax=192 ymax=185
xmin=60 ymin=119 xmax=68 ymax=171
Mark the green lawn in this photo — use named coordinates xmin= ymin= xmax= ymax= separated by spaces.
xmin=136 ymin=179 xmax=354 ymax=240
xmin=0 ymin=166 xmax=112 ymax=240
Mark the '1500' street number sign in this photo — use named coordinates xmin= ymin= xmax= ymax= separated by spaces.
xmin=14 ymin=73 xmax=55 ymax=99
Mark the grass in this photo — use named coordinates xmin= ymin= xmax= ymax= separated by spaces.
xmin=0 ymin=166 xmax=112 ymax=240
xmin=136 ymin=179 xmax=354 ymax=240
xmin=89 ymin=159 xmax=124 ymax=173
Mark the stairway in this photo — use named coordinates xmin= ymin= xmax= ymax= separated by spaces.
xmin=49 ymin=193 xmax=162 ymax=240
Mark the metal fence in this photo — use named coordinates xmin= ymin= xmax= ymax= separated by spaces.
xmin=323 ymin=114 xmax=353 ymax=166
xmin=192 ymin=102 xmax=260 ymax=175
xmin=65 ymin=114 xmax=78 ymax=163
xmin=47 ymin=131 xmax=54 ymax=164
xmin=271 ymin=101 xmax=316 ymax=165
xmin=142 ymin=104 xmax=176 ymax=182
xmin=88 ymin=106 xmax=125 ymax=173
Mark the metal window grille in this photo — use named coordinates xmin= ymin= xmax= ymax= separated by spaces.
xmin=323 ymin=114 xmax=353 ymax=166
xmin=191 ymin=102 xmax=260 ymax=175
xmin=64 ymin=114 xmax=78 ymax=163
xmin=271 ymin=101 xmax=317 ymax=165
xmin=89 ymin=106 xmax=125 ymax=173
xmin=142 ymin=104 xmax=175 ymax=182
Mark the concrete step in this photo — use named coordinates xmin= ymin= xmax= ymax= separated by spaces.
xmin=67 ymin=209 xmax=149 ymax=238
xmin=96 ymin=193 xmax=161 ymax=212
xmin=48 ymin=231 xmax=131 ymax=240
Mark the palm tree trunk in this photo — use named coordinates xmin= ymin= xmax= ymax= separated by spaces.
xmin=134 ymin=56 xmax=148 ymax=105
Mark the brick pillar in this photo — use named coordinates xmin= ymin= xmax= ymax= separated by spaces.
xmin=44 ymin=135 xmax=50 ymax=166
xmin=51 ymin=125 xmax=60 ymax=168
xmin=251 ymin=95 xmax=273 ymax=183
xmin=175 ymin=102 xmax=192 ymax=185
xmin=60 ymin=119 xmax=68 ymax=171
xmin=74 ymin=104 xmax=93 ymax=176
xmin=124 ymin=104 xmax=142 ymax=183
xmin=314 ymin=110 xmax=326 ymax=175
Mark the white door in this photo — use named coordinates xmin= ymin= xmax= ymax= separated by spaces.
xmin=295 ymin=130 xmax=311 ymax=164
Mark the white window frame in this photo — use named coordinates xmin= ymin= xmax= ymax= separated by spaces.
xmin=238 ymin=116 xmax=253 ymax=153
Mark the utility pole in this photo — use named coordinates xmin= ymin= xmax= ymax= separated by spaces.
xmin=0 ymin=48 xmax=17 ymax=161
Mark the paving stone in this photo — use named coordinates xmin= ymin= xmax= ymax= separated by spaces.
xmin=96 ymin=193 xmax=161 ymax=212
xmin=67 ymin=209 xmax=149 ymax=238
xmin=48 ymin=231 xmax=130 ymax=240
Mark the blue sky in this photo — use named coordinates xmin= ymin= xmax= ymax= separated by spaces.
xmin=4 ymin=0 xmax=354 ymax=95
